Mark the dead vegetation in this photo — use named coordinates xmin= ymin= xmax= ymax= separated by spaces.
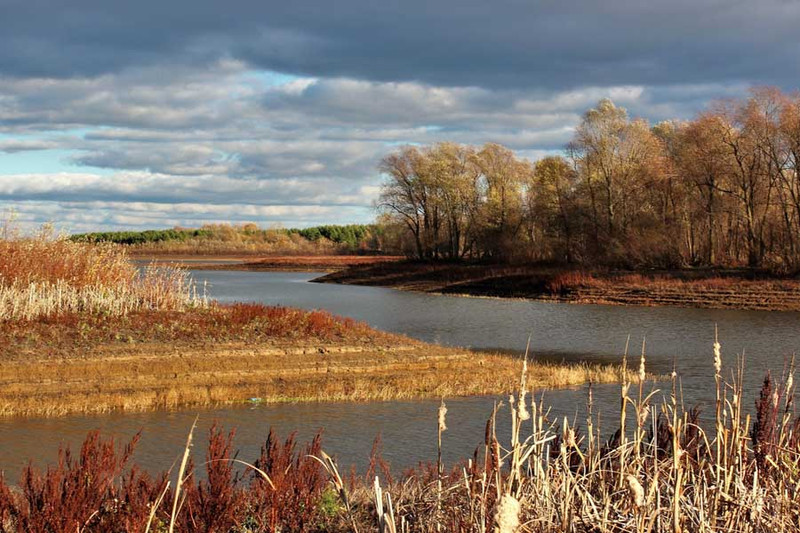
xmin=0 ymin=339 xmax=797 ymax=532
xmin=0 ymin=227 xmax=203 ymax=320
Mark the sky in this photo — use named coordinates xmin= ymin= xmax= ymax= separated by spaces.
xmin=1 ymin=0 xmax=798 ymax=232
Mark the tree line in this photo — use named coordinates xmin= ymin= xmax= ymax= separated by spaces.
xmin=72 ymin=223 xmax=384 ymax=251
xmin=378 ymin=87 xmax=800 ymax=270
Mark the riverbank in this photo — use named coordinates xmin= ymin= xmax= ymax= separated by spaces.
xmin=0 ymin=303 xmax=622 ymax=417
xmin=132 ymin=253 xmax=403 ymax=272
xmin=317 ymin=261 xmax=800 ymax=311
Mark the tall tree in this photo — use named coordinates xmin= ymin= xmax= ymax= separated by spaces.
xmin=531 ymin=156 xmax=579 ymax=263
xmin=378 ymin=146 xmax=429 ymax=259
xmin=474 ymin=143 xmax=530 ymax=260
xmin=675 ymin=114 xmax=732 ymax=264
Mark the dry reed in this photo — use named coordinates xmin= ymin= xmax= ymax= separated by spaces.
xmin=0 ymin=227 xmax=204 ymax=321
xmin=309 ymin=337 xmax=800 ymax=532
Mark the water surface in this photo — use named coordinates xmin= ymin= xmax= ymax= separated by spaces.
xmin=196 ymin=270 xmax=800 ymax=396
xmin=1 ymin=270 xmax=798 ymax=481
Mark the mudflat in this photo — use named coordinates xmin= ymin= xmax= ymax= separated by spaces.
xmin=317 ymin=261 xmax=800 ymax=311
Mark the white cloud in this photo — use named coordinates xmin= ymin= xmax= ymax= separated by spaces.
xmin=0 ymin=61 xmax=754 ymax=231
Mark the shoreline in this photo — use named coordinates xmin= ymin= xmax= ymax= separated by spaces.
xmin=131 ymin=253 xmax=403 ymax=272
xmin=131 ymin=252 xmax=800 ymax=311
xmin=314 ymin=261 xmax=800 ymax=312
xmin=131 ymin=253 xmax=800 ymax=311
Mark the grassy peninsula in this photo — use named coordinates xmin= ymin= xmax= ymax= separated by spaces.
xmin=0 ymin=230 xmax=619 ymax=417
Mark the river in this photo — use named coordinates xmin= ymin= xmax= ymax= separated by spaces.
xmin=1 ymin=270 xmax=798 ymax=481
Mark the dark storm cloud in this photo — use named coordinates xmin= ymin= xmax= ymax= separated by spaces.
xmin=2 ymin=0 xmax=798 ymax=232
xmin=2 ymin=0 xmax=799 ymax=90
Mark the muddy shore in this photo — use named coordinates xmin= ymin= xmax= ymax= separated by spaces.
xmin=315 ymin=261 xmax=800 ymax=312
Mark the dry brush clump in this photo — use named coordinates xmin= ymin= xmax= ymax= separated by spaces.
xmin=0 ymin=302 xmax=382 ymax=354
xmin=0 ymin=426 xmax=333 ymax=533
xmin=2 ymin=339 xmax=800 ymax=532
xmin=0 ymin=228 xmax=203 ymax=321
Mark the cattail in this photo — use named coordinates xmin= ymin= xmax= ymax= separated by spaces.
xmin=517 ymin=391 xmax=530 ymax=423
xmin=518 ymin=358 xmax=530 ymax=421
xmin=494 ymin=494 xmax=521 ymax=533
xmin=492 ymin=437 xmax=502 ymax=471
xmin=565 ymin=427 xmax=577 ymax=449
xmin=438 ymin=400 xmax=447 ymax=432
xmin=626 ymin=474 xmax=645 ymax=508
xmin=638 ymin=350 xmax=646 ymax=383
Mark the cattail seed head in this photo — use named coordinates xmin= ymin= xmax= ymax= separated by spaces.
xmin=626 ymin=474 xmax=646 ymax=508
xmin=713 ymin=341 xmax=722 ymax=375
xmin=438 ymin=400 xmax=447 ymax=433
xmin=638 ymin=353 xmax=646 ymax=383
xmin=494 ymin=494 xmax=521 ymax=533
xmin=518 ymin=390 xmax=530 ymax=422
xmin=566 ymin=428 xmax=577 ymax=448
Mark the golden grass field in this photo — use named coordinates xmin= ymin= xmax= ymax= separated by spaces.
xmin=0 ymin=318 xmax=623 ymax=417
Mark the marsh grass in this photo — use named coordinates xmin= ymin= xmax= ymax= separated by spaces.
xmin=0 ymin=338 xmax=797 ymax=531
xmin=0 ymin=227 xmax=203 ymax=321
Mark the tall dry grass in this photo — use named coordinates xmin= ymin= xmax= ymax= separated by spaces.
xmin=331 ymin=340 xmax=800 ymax=532
xmin=0 ymin=226 xmax=204 ymax=321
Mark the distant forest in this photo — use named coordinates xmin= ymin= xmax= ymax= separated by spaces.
xmin=378 ymin=88 xmax=800 ymax=271
xmin=71 ymin=224 xmax=385 ymax=255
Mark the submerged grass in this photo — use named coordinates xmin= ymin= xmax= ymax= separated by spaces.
xmin=0 ymin=338 xmax=796 ymax=532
